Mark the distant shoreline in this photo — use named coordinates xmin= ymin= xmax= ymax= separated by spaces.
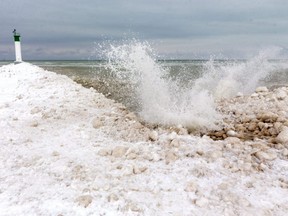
xmin=1 ymin=59 xmax=288 ymax=62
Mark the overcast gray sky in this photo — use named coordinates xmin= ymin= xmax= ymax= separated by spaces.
xmin=1 ymin=0 xmax=288 ymax=60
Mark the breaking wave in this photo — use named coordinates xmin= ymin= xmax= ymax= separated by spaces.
xmin=98 ymin=41 xmax=288 ymax=130
xmin=104 ymin=41 xmax=220 ymax=129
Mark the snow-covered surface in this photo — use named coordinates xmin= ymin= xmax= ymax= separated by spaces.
xmin=0 ymin=62 xmax=288 ymax=215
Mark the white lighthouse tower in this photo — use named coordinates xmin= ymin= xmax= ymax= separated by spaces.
xmin=13 ymin=29 xmax=22 ymax=63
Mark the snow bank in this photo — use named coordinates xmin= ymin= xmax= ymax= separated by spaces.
xmin=0 ymin=62 xmax=287 ymax=215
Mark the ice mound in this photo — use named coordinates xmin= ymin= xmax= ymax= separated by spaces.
xmin=209 ymin=85 xmax=288 ymax=142
xmin=0 ymin=62 xmax=151 ymax=142
xmin=1 ymin=62 xmax=288 ymax=216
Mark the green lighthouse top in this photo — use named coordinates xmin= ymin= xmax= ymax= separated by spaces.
xmin=13 ymin=29 xmax=21 ymax=42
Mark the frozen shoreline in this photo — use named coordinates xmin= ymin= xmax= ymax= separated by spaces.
xmin=0 ymin=62 xmax=287 ymax=215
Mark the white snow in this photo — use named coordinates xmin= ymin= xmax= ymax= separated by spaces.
xmin=0 ymin=62 xmax=287 ymax=216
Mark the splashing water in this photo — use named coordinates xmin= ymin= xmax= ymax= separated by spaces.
xmin=98 ymin=41 xmax=288 ymax=130
xmin=105 ymin=41 xmax=221 ymax=130
xmin=193 ymin=47 xmax=285 ymax=99
xmin=100 ymin=42 xmax=288 ymax=130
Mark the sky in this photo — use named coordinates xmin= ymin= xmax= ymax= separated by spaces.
xmin=1 ymin=0 xmax=288 ymax=60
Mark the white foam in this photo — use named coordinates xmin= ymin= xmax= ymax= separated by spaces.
xmin=105 ymin=41 xmax=221 ymax=129
xmin=194 ymin=47 xmax=288 ymax=99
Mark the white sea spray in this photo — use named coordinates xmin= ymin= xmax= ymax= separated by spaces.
xmin=193 ymin=47 xmax=286 ymax=99
xmin=105 ymin=40 xmax=221 ymax=129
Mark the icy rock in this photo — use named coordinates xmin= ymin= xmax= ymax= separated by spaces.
xmin=16 ymin=94 xmax=23 ymax=99
xmin=194 ymin=197 xmax=209 ymax=207
xmin=178 ymin=127 xmax=188 ymax=135
xmin=206 ymin=150 xmax=223 ymax=160
xmin=75 ymin=195 xmax=93 ymax=208
xmin=239 ymin=162 xmax=252 ymax=171
xmin=122 ymin=165 xmax=134 ymax=176
xmin=107 ymin=193 xmax=119 ymax=202
xmin=257 ymin=122 xmax=267 ymax=130
xmin=191 ymin=166 xmax=211 ymax=177
xmin=52 ymin=151 xmax=60 ymax=157
xmin=236 ymin=92 xmax=243 ymax=97
xmin=153 ymin=153 xmax=162 ymax=162
xmin=250 ymin=93 xmax=259 ymax=98
xmin=165 ymin=151 xmax=178 ymax=164
xmin=133 ymin=165 xmax=148 ymax=174
xmin=225 ymin=137 xmax=241 ymax=145
xmin=212 ymin=150 xmax=223 ymax=158
xmin=124 ymin=202 xmax=142 ymax=212
xmin=274 ymin=122 xmax=283 ymax=133
xmin=275 ymin=89 xmax=287 ymax=100
xmin=168 ymin=131 xmax=177 ymax=141
xmin=112 ymin=146 xmax=129 ymax=157
xmin=210 ymin=130 xmax=225 ymax=139
xmin=275 ymin=126 xmax=288 ymax=144
xmin=258 ymin=163 xmax=267 ymax=171
xmin=255 ymin=151 xmax=277 ymax=161
xmin=240 ymin=116 xmax=250 ymax=123
xmin=237 ymin=198 xmax=250 ymax=207
xmin=103 ymin=184 xmax=111 ymax=191
xmin=218 ymin=183 xmax=229 ymax=190
xmin=257 ymin=111 xmax=278 ymax=123
xmin=255 ymin=86 xmax=268 ymax=93
xmin=92 ymin=117 xmax=103 ymax=129
xmin=125 ymin=112 xmax=137 ymax=120
xmin=30 ymin=120 xmax=39 ymax=127
xmin=251 ymin=143 xmax=269 ymax=152
xmin=170 ymin=138 xmax=180 ymax=147
xmin=98 ymin=148 xmax=111 ymax=156
xmin=143 ymin=153 xmax=153 ymax=161
xmin=247 ymin=122 xmax=257 ymax=131
xmin=30 ymin=107 xmax=41 ymax=114
xmin=126 ymin=152 xmax=138 ymax=160
xmin=282 ymin=149 xmax=288 ymax=157
xmin=185 ymin=181 xmax=198 ymax=192
xmin=148 ymin=130 xmax=158 ymax=141
xmin=145 ymin=152 xmax=161 ymax=162
xmin=226 ymin=130 xmax=237 ymax=137
xmin=284 ymin=121 xmax=288 ymax=127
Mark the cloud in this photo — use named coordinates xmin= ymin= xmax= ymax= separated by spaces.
xmin=1 ymin=0 xmax=288 ymax=59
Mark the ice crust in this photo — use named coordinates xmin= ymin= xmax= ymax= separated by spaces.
xmin=0 ymin=63 xmax=287 ymax=215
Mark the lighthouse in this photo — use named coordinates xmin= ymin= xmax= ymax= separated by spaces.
xmin=13 ymin=29 xmax=22 ymax=63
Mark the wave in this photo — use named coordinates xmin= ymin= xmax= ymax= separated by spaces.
xmin=103 ymin=40 xmax=220 ymax=130
xmin=95 ymin=40 xmax=288 ymax=130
